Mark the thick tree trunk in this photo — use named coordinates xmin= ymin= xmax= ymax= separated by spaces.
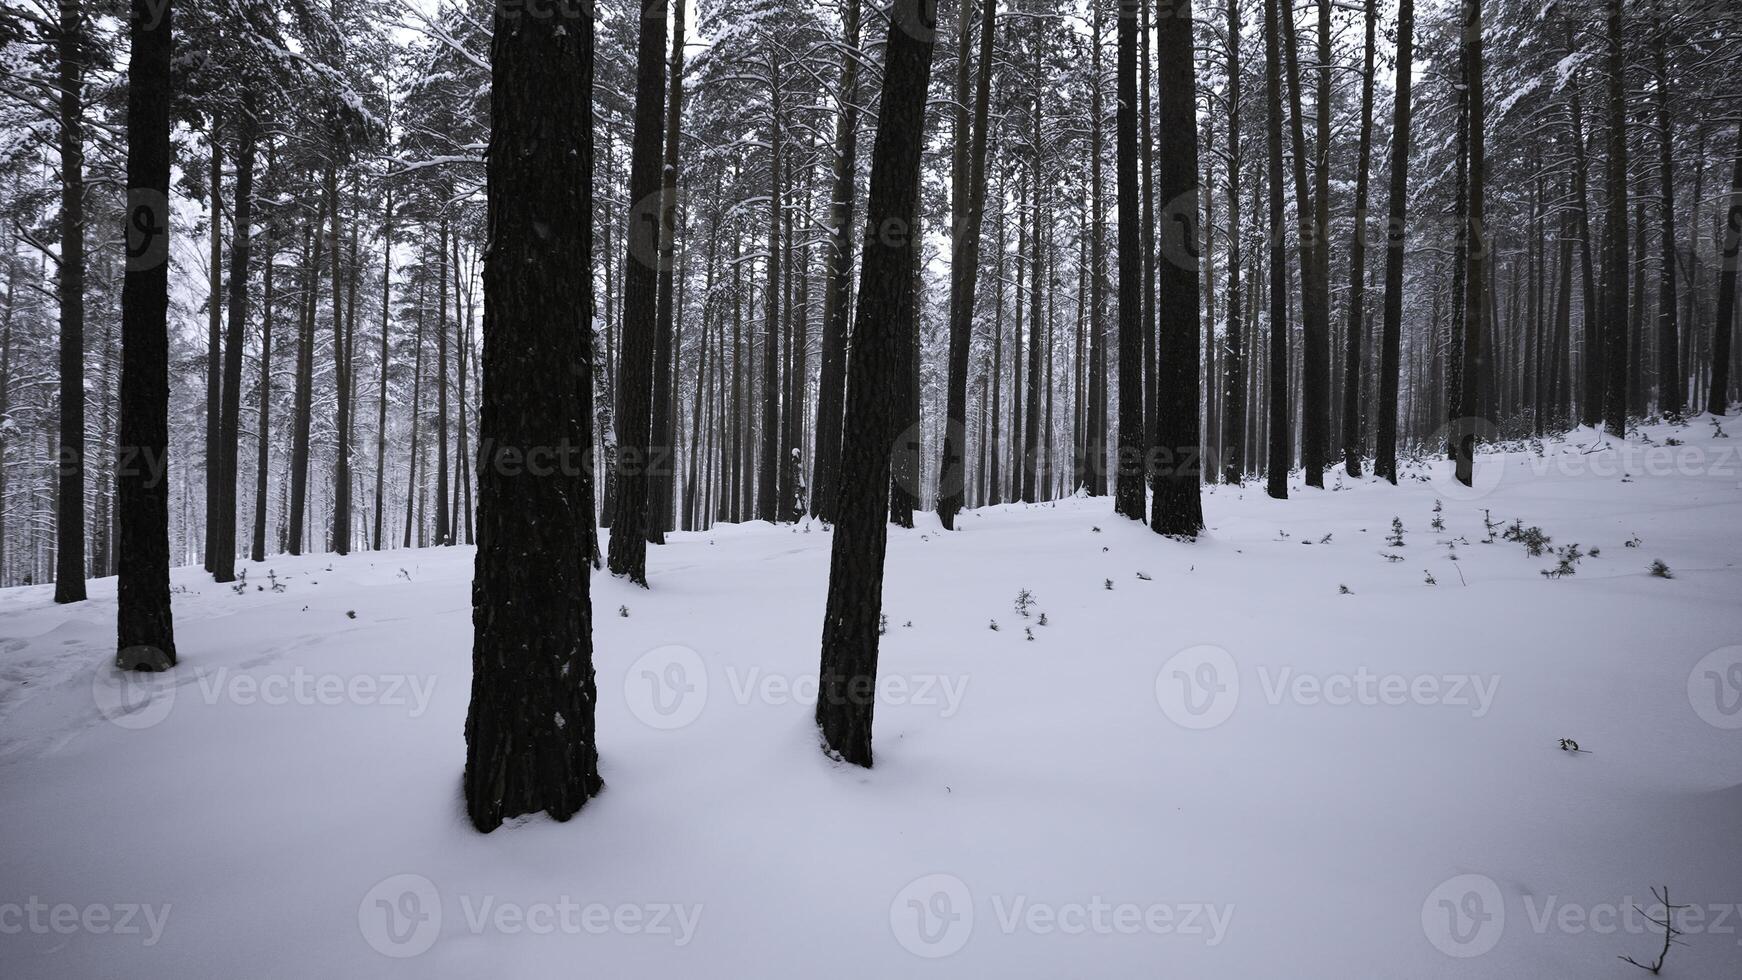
xmin=758 ymin=56 xmax=783 ymax=524
xmin=606 ymin=0 xmax=668 ymax=584
xmin=116 ymin=0 xmax=177 ymax=666
xmin=1263 ymin=0 xmax=1289 ymax=500
xmin=816 ymin=0 xmax=936 ymax=767
xmin=1374 ymin=0 xmax=1414 ymax=483
xmin=464 ymin=0 xmax=601 ymax=834
xmin=1151 ymin=0 xmax=1203 ymax=536
xmin=55 ymin=0 xmax=87 ymax=602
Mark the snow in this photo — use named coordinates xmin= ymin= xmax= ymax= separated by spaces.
xmin=2 ymin=418 xmax=1740 ymax=978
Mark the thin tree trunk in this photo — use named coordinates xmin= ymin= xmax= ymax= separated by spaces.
xmin=1342 ymin=0 xmax=1376 ymax=477
xmin=55 ymin=0 xmax=87 ymax=602
xmin=1263 ymin=0 xmax=1290 ymax=500
xmin=814 ymin=0 xmax=864 ymax=523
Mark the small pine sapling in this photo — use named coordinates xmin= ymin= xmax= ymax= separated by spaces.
xmin=1387 ymin=517 xmax=1405 ymax=548
xmin=1430 ymin=500 xmax=1445 ymax=532
xmin=1648 ymin=559 xmax=1673 ymax=579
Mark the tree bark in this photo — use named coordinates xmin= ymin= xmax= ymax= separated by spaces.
xmin=117 ymin=0 xmax=177 ymax=665
xmin=464 ymin=0 xmax=601 ymax=833
xmin=816 ymin=0 xmax=936 ymax=767
xmin=1113 ymin=0 xmax=1145 ymax=520
xmin=1151 ymin=0 xmax=1203 ymax=535
xmin=1375 ymin=0 xmax=1414 ymax=483
xmin=606 ymin=0 xmax=668 ymax=584
xmin=1600 ymin=0 xmax=1628 ymax=437
xmin=1341 ymin=0 xmax=1376 ymax=477
xmin=213 ymin=98 xmax=255 ymax=581
xmin=814 ymin=0 xmax=864 ymax=523
xmin=1263 ymin=0 xmax=1289 ymax=500
xmin=1221 ymin=0 xmax=1245 ymax=485
xmin=55 ymin=0 xmax=87 ymax=602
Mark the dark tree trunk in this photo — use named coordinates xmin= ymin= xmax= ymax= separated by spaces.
xmin=55 ymin=0 xmax=87 ymax=603
xmin=402 ymin=266 xmax=425 ymax=548
xmin=1653 ymin=0 xmax=1682 ymax=417
xmin=1711 ymin=128 xmax=1742 ymax=416
xmin=251 ymin=212 xmax=275 ymax=562
xmin=758 ymin=56 xmax=783 ymax=524
xmin=1085 ymin=0 xmax=1107 ymax=496
xmin=606 ymin=0 xmax=668 ymax=584
xmin=649 ymin=0 xmax=687 ymax=543
xmin=116 ymin=0 xmax=176 ymax=666
xmin=373 ymin=180 xmax=393 ymax=550
xmin=1021 ymin=14 xmax=1044 ymax=505
xmin=1263 ymin=0 xmax=1289 ymax=500
xmin=1375 ymin=0 xmax=1414 ymax=483
xmin=434 ymin=215 xmax=449 ymax=547
xmin=1220 ymin=0 xmax=1245 ymax=485
xmin=331 ymin=166 xmax=353 ymax=553
xmin=1600 ymin=0 xmax=1628 ymax=438
xmin=1151 ymin=0 xmax=1203 ymax=535
xmin=463 ymin=0 xmax=602 ymax=834
xmin=1278 ymin=0 xmax=1328 ymax=488
xmin=814 ymin=0 xmax=864 ymax=523
xmin=203 ymin=125 xmax=220 ymax=574
xmin=1341 ymin=0 xmax=1376 ymax=477
xmin=816 ymin=0 xmax=936 ymax=767
xmin=1113 ymin=0 xmax=1145 ymax=520
xmin=213 ymin=98 xmax=255 ymax=582
xmin=937 ymin=0 xmax=995 ymax=528
xmin=288 ymin=207 xmax=322 ymax=556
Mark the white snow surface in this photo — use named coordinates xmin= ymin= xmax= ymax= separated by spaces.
xmin=2 ymin=419 xmax=1740 ymax=978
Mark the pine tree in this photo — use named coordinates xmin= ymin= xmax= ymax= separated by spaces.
xmin=463 ymin=0 xmax=601 ymax=833
xmin=116 ymin=0 xmax=177 ymax=669
xmin=1112 ymin=0 xmax=1145 ymax=521
xmin=53 ymin=0 xmax=87 ymax=603
xmin=1150 ymin=0 xmax=1203 ymax=537
xmin=1374 ymin=0 xmax=1414 ymax=484
xmin=1263 ymin=0 xmax=1289 ymax=501
xmin=816 ymin=0 xmax=937 ymax=767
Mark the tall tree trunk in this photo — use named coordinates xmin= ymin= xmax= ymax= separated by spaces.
xmin=213 ymin=98 xmax=255 ymax=582
xmin=1113 ymin=0 xmax=1145 ymax=519
xmin=434 ymin=215 xmax=449 ymax=546
xmin=1023 ymin=32 xmax=1044 ymax=506
xmin=1151 ymin=0 xmax=1203 ymax=535
xmin=1278 ymin=0 xmax=1328 ymax=488
xmin=1708 ymin=126 xmax=1741 ymax=415
xmin=1600 ymin=0 xmax=1628 ymax=438
xmin=937 ymin=0 xmax=994 ymax=527
xmin=288 ymin=207 xmax=322 ymax=556
xmin=116 ymin=0 xmax=176 ymax=666
xmin=252 ymin=215 xmax=275 ymax=562
xmin=814 ymin=0 xmax=864 ymax=523
xmin=606 ymin=0 xmax=668 ymax=583
xmin=816 ymin=0 xmax=936 ymax=767
xmin=402 ymin=266 xmax=425 ymax=548
xmin=55 ymin=0 xmax=87 ymax=602
xmin=373 ymin=180 xmax=393 ymax=550
xmin=649 ymin=0 xmax=687 ymax=543
xmin=203 ymin=123 xmax=221 ymax=574
xmin=758 ymin=55 xmax=783 ymax=524
xmin=1085 ymin=0 xmax=1108 ymax=496
xmin=464 ymin=0 xmax=601 ymax=833
xmin=330 ymin=166 xmax=352 ymax=553
xmin=1341 ymin=0 xmax=1376 ymax=477
xmin=1653 ymin=0 xmax=1682 ymax=417
xmin=1375 ymin=0 xmax=1414 ymax=483
xmin=1221 ymin=0 xmax=1245 ymax=485
xmin=1263 ymin=0 xmax=1290 ymax=500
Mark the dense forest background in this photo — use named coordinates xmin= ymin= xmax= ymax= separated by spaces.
xmin=0 ymin=0 xmax=1738 ymax=589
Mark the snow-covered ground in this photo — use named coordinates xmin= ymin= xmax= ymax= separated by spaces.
xmin=2 ymin=418 xmax=1740 ymax=978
